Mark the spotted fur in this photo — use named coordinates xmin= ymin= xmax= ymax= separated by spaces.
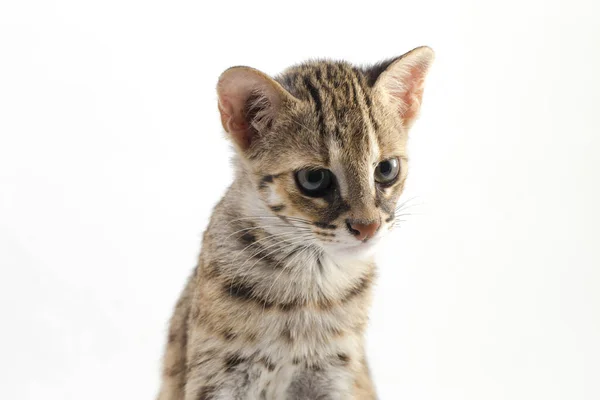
xmin=157 ymin=46 xmax=434 ymax=400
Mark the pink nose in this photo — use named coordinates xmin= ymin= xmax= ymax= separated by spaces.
xmin=347 ymin=220 xmax=381 ymax=241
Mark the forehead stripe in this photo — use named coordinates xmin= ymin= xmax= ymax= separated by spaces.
xmin=349 ymin=67 xmax=380 ymax=132
xmin=303 ymin=76 xmax=326 ymax=138
xmin=353 ymin=68 xmax=380 ymax=131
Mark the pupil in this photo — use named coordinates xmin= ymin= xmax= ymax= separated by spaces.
xmin=380 ymin=162 xmax=391 ymax=175
xmin=307 ymin=170 xmax=322 ymax=183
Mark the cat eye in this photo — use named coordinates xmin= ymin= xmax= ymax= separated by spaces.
xmin=374 ymin=158 xmax=400 ymax=185
xmin=295 ymin=168 xmax=333 ymax=197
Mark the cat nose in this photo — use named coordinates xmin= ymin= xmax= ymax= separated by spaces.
xmin=346 ymin=219 xmax=381 ymax=241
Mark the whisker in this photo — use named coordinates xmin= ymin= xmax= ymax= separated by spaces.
xmin=226 ymin=235 xmax=314 ymax=295
xmin=227 ymin=236 xmax=314 ymax=298
xmin=260 ymin=241 xmax=317 ymax=315
xmin=231 ymin=233 xmax=314 ymax=277
xmin=231 ymin=230 xmax=304 ymax=262
xmin=243 ymin=236 xmax=313 ymax=273
xmin=394 ymin=213 xmax=420 ymax=218
xmin=223 ymin=223 xmax=311 ymax=242
xmin=395 ymin=199 xmax=423 ymax=214
xmin=228 ymin=216 xmax=313 ymax=225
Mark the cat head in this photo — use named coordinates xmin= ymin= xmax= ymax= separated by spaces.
xmin=217 ymin=47 xmax=433 ymax=259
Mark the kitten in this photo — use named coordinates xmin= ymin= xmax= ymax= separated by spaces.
xmin=157 ymin=46 xmax=434 ymax=400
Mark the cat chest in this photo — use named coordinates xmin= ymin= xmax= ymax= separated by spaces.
xmin=222 ymin=306 xmax=365 ymax=372
xmin=218 ymin=358 xmax=355 ymax=400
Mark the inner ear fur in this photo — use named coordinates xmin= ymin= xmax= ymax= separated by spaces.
xmin=217 ymin=66 xmax=296 ymax=151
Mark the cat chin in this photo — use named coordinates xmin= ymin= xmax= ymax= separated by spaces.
xmin=322 ymin=237 xmax=382 ymax=261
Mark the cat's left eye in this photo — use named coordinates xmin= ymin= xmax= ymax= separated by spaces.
xmin=374 ymin=158 xmax=400 ymax=184
xmin=295 ymin=168 xmax=333 ymax=197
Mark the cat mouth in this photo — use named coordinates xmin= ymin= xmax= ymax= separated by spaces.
xmin=326 ymin=236 xmax=382 ymax=255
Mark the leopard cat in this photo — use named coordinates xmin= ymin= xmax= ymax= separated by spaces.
xmin=157 ymin=46 xmax=434 ymax=400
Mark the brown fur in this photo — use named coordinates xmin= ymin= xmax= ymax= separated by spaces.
xmin=157 ymin=46 xmax=434 ymax=400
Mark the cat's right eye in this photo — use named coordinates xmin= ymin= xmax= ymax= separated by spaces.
xmin=374 ymin=158 xmax=400 ymax=185
xmin=295 ymin=168 xmax=333 ymax=197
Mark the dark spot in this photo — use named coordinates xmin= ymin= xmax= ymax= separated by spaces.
xmin=260 ymin=389 xmax=267 ymax=400
xmin=258 ymin=174 xmax=274 ymax=190
xmin=281 ymin=301 xmax=301 ymax=312
xmin=316 ymin=297 xmax=335 ymax=311
xmin=292 ymin=357 xmax=301 ymax=365
xmin=260 ymin=357 xmax=276 ymax=372
xmin=342 ymin=271 xmax=374 ymax=303
xmin=337 ymin=353 xmax=350 ymax=366
xmin=197 ymin=385 xmax=215 ymax=400
xmin=385 ymin=214 xmax=394 ymax=223
xmin=222 ymin=329 xmax=236 ymax=341
xmin=228 ymin=281 xmax=254 ymax=299
xmin=227 ymin=281 xmax=271 ymax=308
xmin=251 ymin=245 xmax=278 ymax=266
xmin=324 ymin=199 xmax=351 ymax=220
xmin=265 ymin=118 xmax=274 ymax=130
xmin=314 ymin=222 xmax=337 ymax=230
xmin=168 ymin=332 xmax=177 ymax=344
xmin=308 ymin=362 xmax=323 ymax=371
xmin=224 ymin=353 xmax=248 ymax=372
xmin=317 ymin=257 xmax=324 ymax=274
xmin=269 ymin=204 xmax=286 ymax=212
xmin=239 ymin=231 xmax=256 ymax=245
xmin=282 ymin=326 xmax=294 ymax=343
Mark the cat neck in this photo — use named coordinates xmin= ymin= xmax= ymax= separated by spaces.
xmin=201 ymin=180 xmax=375 ymax=310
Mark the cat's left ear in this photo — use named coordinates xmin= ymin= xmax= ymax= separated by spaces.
xmin=368 ymin=46 xmax=434 ymax=128
xmin=217 ymin=66 xmax=296 ymax=152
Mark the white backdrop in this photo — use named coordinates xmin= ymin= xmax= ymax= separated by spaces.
xmin=1 ymin=1 xmax=599 ymax=399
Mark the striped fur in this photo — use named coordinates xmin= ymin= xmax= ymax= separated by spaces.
xmin=157 ymin=46 xmax=433 ymax=400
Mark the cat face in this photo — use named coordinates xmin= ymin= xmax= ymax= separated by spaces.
xmin=217 ymin=47 xmax=433 ymax=258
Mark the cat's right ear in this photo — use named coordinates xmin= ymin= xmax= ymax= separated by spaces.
xmin=217 ymin=67 xmax=294 ymax=152
xmin=367 ymin=46 xmax=434 ymax=129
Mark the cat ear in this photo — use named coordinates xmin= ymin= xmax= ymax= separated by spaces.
xmin=369 ymin=46 xmax=434 ymax=128
xmin=217 ymin=66 xmax=294 ymax=151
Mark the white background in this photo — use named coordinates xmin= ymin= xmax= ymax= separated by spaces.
xmin=1 ymin=1 xmax=599 ymax=399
